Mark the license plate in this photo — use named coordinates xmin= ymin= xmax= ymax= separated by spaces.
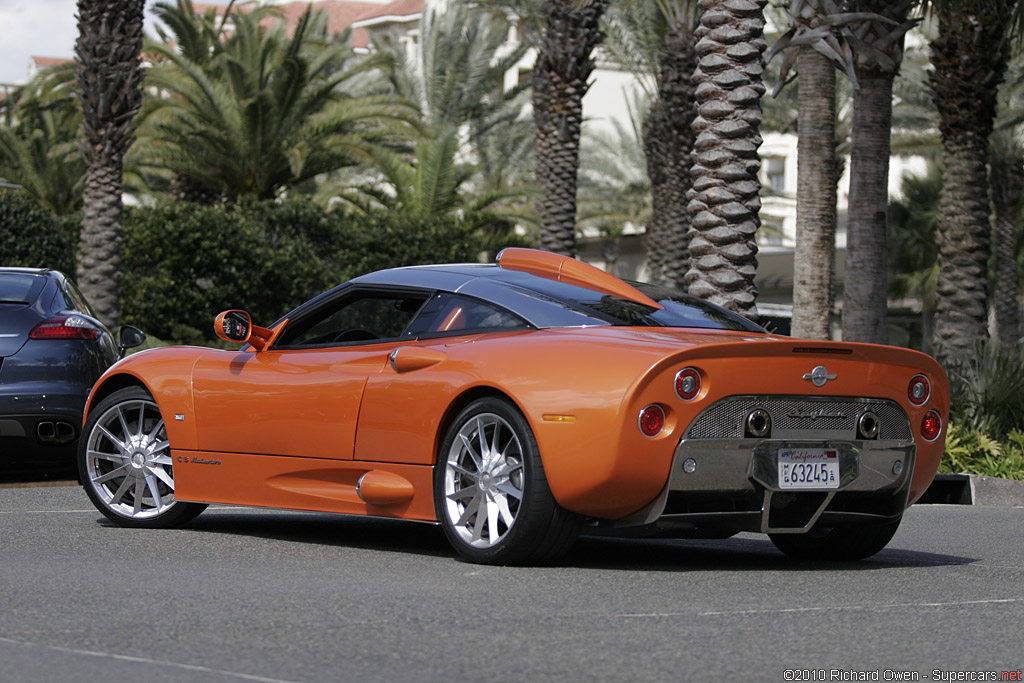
xmin=778 ymin=448 xmax=840 ymax=489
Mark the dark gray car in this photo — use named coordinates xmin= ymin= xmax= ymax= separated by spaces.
xmin=0 ymin=268 xmax=142 ymax=479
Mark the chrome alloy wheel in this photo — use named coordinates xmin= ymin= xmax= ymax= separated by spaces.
xmin=84 ymin=398 xmax=178 ymax=520
xmin=442 ymin=413 xmax=525 ymax=549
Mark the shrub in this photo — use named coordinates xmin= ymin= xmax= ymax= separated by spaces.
xmin=946 ymin=342 xmax=1024 ymax=439
xmin=939 ymin=423 xmax=1024 ymax=481
xmin=0 ymin=190 xmax=77 ymax=274
xmin=121 ymin=200 xmax=482 ymax=344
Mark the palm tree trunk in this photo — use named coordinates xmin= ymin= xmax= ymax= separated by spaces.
xmin=685 ymin=0 xmax=767 ymax=320
xmin=790 ymin=47 xmax=836 ymax=340
xmin=75 ymin=0 xmax=145 ymax=327
xmin=842 ymin=70 xmax=894 ymax=344
xmin=643 ymin=18 xmax=697 ymax=291
xmin=990 ymin=135 xmax=1024 ymax=350
xmin=532 ymin=0 xmax=607 ymax=257
xmin=78 ymin=166 xmax=125 ymax=322
xmin=840 ymin=0 xmax=916 ymax=345
xmin=929 ymin=2 xmax=1011 ymax=364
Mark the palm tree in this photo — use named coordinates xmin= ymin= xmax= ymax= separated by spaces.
xmin=600 ymin=0 xmax=699 ymax=290
xmin=685 ymin=0 xmax=767 ymax=319
xmin=331 ymin=125 xmax=532 ymax=230
xmin=75 ymin=0 xmax=146 ymax=327
xmin=766 ymin=0 xmax=871 ymax=340
xmin=786 ymin=16 xmax=837 ymax=340
xmin=841 ymin=0 xmax=919 ymax=344
xmin=377 ymin=3 xmax=529 ymax=137
xmin=531 ymin=0 xmax=608 ymax=256
xmin=367 ymin=2 xmax=535 ymax=225
xmin=0 ymin=64 xmax=84 ymax=215
xmin=927 ymin=0 xmax=1014 ymax=363
xmin=137 ymin=4 xmax=417 ymax=202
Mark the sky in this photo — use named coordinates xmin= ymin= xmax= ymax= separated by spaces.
xmin=0 ymin=0 xmax=228 ymax=85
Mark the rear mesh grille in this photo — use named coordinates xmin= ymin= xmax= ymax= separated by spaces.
xmin=684 ymin=396 xmax=912 ymax=440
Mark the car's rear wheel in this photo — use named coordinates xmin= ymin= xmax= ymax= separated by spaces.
xmin=769 ymin=516 xmax=902 ymax=561
xmin=435 ymin=397 xmax=580 ymax=565
xmin=79 ymin=386 xmax=206 ymax=528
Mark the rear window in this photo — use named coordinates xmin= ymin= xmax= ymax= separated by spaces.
xmin=0 ymin=273 xmax=44 ymax=305
xmin=516 ymin=278 xmax=764 ymax=332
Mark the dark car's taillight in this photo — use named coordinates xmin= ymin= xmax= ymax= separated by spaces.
xmin=29 ymin=315 xmax=102 ymax=341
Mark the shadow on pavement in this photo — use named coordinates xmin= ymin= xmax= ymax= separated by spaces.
xmin=568 ymin=533 xmax=977 ymax=572
xmin=93 ymin=505 xmax=976 ymax=570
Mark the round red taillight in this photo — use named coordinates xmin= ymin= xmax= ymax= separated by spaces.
xmin=921 ymin=410 xmax=942 ymax=441
xmin=908 ymin=374 xmax=930 ymax=405
xmin=638 ymin=404 xmax=666 ymax=437
xmin=675 ymin=367 xmax=701 ymax=401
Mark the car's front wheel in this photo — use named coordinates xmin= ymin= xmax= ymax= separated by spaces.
xmin=769 ymin=516 xmax=902 ymax=561
xmin=79 ymin=386 xmax=206 ymax=528
xmin=434 ymin=397 xmax=580 ymax=565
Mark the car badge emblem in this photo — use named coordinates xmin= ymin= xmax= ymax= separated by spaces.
xmin=786 ymin=406 xmax=846 ymax=421
xmin=803 ymin=365 xmax=837 ymax=388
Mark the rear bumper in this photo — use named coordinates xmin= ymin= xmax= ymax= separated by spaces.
xmin=606 ymin=438 xmax=915 ymax=536
xmin=0 ymin=388 xmax=88 ymax=471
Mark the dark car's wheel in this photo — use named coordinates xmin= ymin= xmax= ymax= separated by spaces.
xmin=434 ymin=397 xmax=581 ymax=565
xmin=79 ymin=386 xmax=206 ymax=528
xmin=769 ymin=516 xmax=902 ymax=561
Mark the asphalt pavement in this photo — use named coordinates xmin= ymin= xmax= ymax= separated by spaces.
xmin=1 ymin=485 xmax=1022 ymax=682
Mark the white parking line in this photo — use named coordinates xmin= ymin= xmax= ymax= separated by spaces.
xmin=0 ymin=636 xmax=303 ymax=683
xmin=617 ymin=597 xmax=1024 ymax=619
xmin=0 ymin=509 xmax=96 ymax=514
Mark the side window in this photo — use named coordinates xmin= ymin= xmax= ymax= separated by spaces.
xmin=405 ymin=293 xmax=529 ymax=337
xmin=276 ymin=291 xmax=430 ymax=347
xmin=63 ymin=278 xmax=95 ymax=316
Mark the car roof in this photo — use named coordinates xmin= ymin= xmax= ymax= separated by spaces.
xmin=0 ymin=267 xmax=55 ymax=276
xmin=347 ymin=260 xmax=763 ymax=333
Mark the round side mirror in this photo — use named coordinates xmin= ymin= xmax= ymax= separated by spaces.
xmin=215 ymin=310 xmax=252 ymax=343
xmin=118 ymin=325 xmax=147 ymax=358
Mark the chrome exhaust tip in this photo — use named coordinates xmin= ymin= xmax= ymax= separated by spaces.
xmin=746 ymin=408 xmax=772 ymax=438
xmin=858 ymin=411 xmax=879 ymax=440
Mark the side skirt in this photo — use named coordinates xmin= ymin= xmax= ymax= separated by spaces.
xmin=172 ymin=450 xmax=437 ymax=522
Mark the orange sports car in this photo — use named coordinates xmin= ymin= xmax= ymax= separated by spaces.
xmin=78 ymin=248 xmax=948 ymax=564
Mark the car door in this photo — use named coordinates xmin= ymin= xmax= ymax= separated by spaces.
xmin=190 ymin=287 xmax=431 ymax=460
xmin=354 ymin=292 xmax=534 ymax=464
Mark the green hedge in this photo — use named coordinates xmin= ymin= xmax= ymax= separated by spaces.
xmin=0 ymin=190 xmax=78 ymax=274
xmin=121 ymin=200 xmax=482 ymax=344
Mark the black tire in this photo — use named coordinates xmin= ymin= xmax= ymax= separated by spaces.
xmin=769 ymin=516 xmax=902 ymax=561
xmin=79 ymin=386 xmax=206 ymax=528
xmin=434 ymin=397 xmax=581 ymax=565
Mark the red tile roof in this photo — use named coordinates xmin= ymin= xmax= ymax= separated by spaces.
xmin=190 ymin=0 xmax=424 ymax=49
xmin=30 ymin=56 xmax=73 ymax=69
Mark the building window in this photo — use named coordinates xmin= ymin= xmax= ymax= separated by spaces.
xmin=765 ymin=157 xmax=786 ymax=193
xmin=759 ymin=217 xmax=785 ymax=246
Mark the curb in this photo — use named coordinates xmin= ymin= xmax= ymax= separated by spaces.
xmin=919 ymin=473 xmax=1024 ymax=506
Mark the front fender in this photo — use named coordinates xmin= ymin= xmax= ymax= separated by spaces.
xmin=84 ymin=346 xmax=213 ymax=451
